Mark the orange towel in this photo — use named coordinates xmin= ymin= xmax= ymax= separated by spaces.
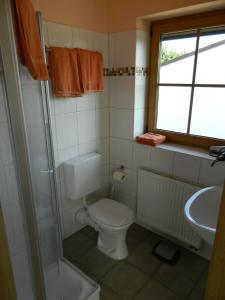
xmin=77 ymin=48 xmax=104 ymax=93
xmin=136 ymin=132 xmax=166 ymax=146
xmin=49 ymin=47 xmax=83 ymax=97
xmin=14 ymin=0 xmax=48 ymax=80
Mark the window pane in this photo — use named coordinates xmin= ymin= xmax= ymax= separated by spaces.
xmin=190 ymin=87 xmax=225 ymax=139
xmin=156 ymin=86 xmax=191 ymax=133
xmin=159 ymin=34 xmax=197 ymax=84
xmin=195 ymin=31 xmax=225 ymax=84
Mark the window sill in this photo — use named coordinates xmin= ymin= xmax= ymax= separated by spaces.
xmin=151 ymin=142 xmax=214 ymax=160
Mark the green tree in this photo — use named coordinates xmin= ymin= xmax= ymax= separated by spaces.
xmin=161 ymin=45 xmax=186 ymax=64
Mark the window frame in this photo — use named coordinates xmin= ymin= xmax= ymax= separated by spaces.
xmin=148 ymin=9 xmax=225 ymax=148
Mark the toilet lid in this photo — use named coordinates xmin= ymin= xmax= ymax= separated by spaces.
xmin=88 ymin=198 xmax=134 ymax=227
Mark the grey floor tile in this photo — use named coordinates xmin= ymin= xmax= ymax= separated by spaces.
xmin=188 ymin=289 xmax=204 ymax=300
xmin=135 ymin=278 xmax=181 ymax=300
xmin=102 ymin=261 xmax=148 ymax=300
xmin=100 ymin=285 xmax=122 ymax=300
xmin=153 ymin=246 xmax=209 ymax=299
xmin=154 ymin=262 xmax=199 ymax=298
xmin=126 ymin=241 xmax=162 ymax=275
xmin=127 ymin=224 xmax=153 ymax=242
xmin=78 ymin=247 xmax=118 ymax=280
xmin=63 ymin=231 xmax=95 ymax=262
xmin=80 ymin=225 xmax=98 ymax=240
xmin=75 ymin=262 xmax=100 ymax=282
xmin=179 ymin=248 xmax=208 ymax=274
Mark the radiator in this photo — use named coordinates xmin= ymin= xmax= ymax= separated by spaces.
xmin=137 ymin=169 xmax=202 ymax=249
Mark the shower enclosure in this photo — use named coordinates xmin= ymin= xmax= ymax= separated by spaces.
xmin=0 ymin=0 xmax=99 ymax=299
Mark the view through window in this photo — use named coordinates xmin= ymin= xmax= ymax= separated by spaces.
xmin=156 ymin=28 xmax=225 ymax=140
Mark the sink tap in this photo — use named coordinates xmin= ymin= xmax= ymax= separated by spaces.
xmin=211 ymin=150 xmax=225 ymax=167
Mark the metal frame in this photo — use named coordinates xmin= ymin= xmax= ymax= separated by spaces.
xmin=36 ymin=11 xmax=63 ymax=259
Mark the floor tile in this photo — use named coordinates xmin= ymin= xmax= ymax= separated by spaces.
xmin=179 ymin=248 xmax=208 ymax=274
xmin=127 ymin=224 xmax=152 ymax=242
xmin=126 ymin=241 xmax=162 ymax=275
xmin=75 ymin=262 xmax=99 ymax=282
xmin=100 ymin=285 xmax=122 ymax=300
xmin=188 ymin=289 xmax=204 ymax=300
xmin=80 ymin=225 xmax=98 ymax=240
xmin=78 ymin=247 xmax=118 ymax=280
xmin=102 ymin=261 xmax=148 ymax=300
xmin=63 ymin=231 xmax=95 ymax=262
xmin=154 ymin=262 xmax=199 ymax=298
xmin=135 ymin=278 xmax=181 ymax=300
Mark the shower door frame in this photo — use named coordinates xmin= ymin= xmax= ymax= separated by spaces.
xmin=0 ymin=0 xmax=51 ymax=299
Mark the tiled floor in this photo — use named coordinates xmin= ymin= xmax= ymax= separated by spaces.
xmin=63 ymin=224 xmax=209 ymax=300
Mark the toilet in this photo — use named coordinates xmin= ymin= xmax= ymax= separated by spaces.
xmin=63 ymin=153 xmax=134 ymax=260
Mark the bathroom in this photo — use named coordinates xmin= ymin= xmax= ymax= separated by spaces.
xmin=0 ymin=0 xmax=225 ymax=299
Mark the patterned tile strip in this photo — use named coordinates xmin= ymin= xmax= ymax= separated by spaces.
xmin=104 ymin=67 xmax=149 ymax=76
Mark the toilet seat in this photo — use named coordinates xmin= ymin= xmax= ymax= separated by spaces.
xmin=88 ymin=198 xmax=134 ymax=228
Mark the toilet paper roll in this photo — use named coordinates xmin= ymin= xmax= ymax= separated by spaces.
xmin=112 ymin=170 xmax=126 ymax=183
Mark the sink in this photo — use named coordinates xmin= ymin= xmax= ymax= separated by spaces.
xmin=184 ymin=186 xmax=223 ymax=245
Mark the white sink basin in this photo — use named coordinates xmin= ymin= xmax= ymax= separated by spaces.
xmin=184 ymin=186 xmax=223 ymax=245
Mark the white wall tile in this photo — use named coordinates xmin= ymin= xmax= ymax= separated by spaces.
xmin=47 ymin=22 xmax=73 ymax=47
xmin=133 ymin=143 xmax=151 ymax=170
xmin=110 ymin=138 xmax=133 ymax=168
xmin=94 ymin=32 xmax=109 ymax=67
xmin=133 ymin=108 xmax=146 ymax=137
xmin=73 ymin=28 xmax=95 ymax=50
xmin=56 ymin=145 xmax=79 ymax=183
xmin=96 ymin=108 xmax=109 ymax=139
xmin=198 ymin=158 xmax=225 ymax=186
xmin=62 ymin=205 xmax=84 ymax=238
xmin=110 ymin=108 xmax=134 ymax=140
xmin=136 ymin=30 xmax=150 ymax=68
xmin=95 ymin=78 xmax=109 ymax=109
xmin=134 ymin=76 xmax=148 ymax=109
xmin=110 ymin=76 xmax=135 ymax=109
xmin=96 ymin=138 xmax=109 ymax=165
xmin=78 ymin=140 xmax=97 ymax=156
xmin=76 ymin=94 xmax=96 ymax=111
xmin=55 ymin=113 xmax=78 ymax=149
xmin=0 ymin=81 xmax=7 ymax=123
xmin=117 ymin=193 xmax=136 ymax=212
xmin=150 ymin=147 xmax=174 ymax=176
xmin=54 ymin=98 xmax=77 ymax=115
xmin=101 ymin=163 xmax=110 ymax=190
xmin=173 ymin=152 xmax=201 ymax=183
xmin=77 ymin=110 xmax=96 ymax=143
xmin=109 ymin=31 xmax=136 ymax=67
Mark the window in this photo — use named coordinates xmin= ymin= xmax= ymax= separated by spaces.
xmin=149 ymin=10 xmax=225 ymax=147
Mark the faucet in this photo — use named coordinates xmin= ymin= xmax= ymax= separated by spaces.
xmin=211 ymin=150 xmax=225 ymax=167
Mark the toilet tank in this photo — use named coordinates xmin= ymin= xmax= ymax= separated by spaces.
xmin=63 ymin=153 xmax=101 ymax=200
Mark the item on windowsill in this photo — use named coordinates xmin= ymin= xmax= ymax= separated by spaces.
xmin=136 ymin=132 xmax=166 ymax=146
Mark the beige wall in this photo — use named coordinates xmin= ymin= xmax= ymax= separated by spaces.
xmin=31 ymin=0 xmax=222 ymax=33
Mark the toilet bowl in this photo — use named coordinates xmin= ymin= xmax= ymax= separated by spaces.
xmin=76 ymin=198 xmax=134 ymax=260
xmin=63 ymin=153 xmax=134 ymax=260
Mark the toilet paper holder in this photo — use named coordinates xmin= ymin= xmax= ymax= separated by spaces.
xmin=112 ymin=165 xmax=126 ymax=183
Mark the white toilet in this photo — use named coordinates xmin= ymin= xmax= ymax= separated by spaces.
xmin=63 ymin=153 xmax=134 ymax=260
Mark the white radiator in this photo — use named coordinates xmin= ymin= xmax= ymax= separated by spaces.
xmin=137 ymin=169 xmax=202 ymax=249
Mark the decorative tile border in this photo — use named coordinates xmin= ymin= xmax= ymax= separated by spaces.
xmin=104 ymin=67 xmax=149 ymax=77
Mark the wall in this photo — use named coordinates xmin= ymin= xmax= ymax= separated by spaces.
xmin=43 ymin=21 xmax=110 ymax=238
xmin=108 ymin=28 xmax=225 ymax=259
xmin=31 ymin=0 xmax=222 ymax=32
xmin=0 ymin=70 xmax=34 ymax=299
xmin=31 ymin=0 xmax=108 ymax=33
